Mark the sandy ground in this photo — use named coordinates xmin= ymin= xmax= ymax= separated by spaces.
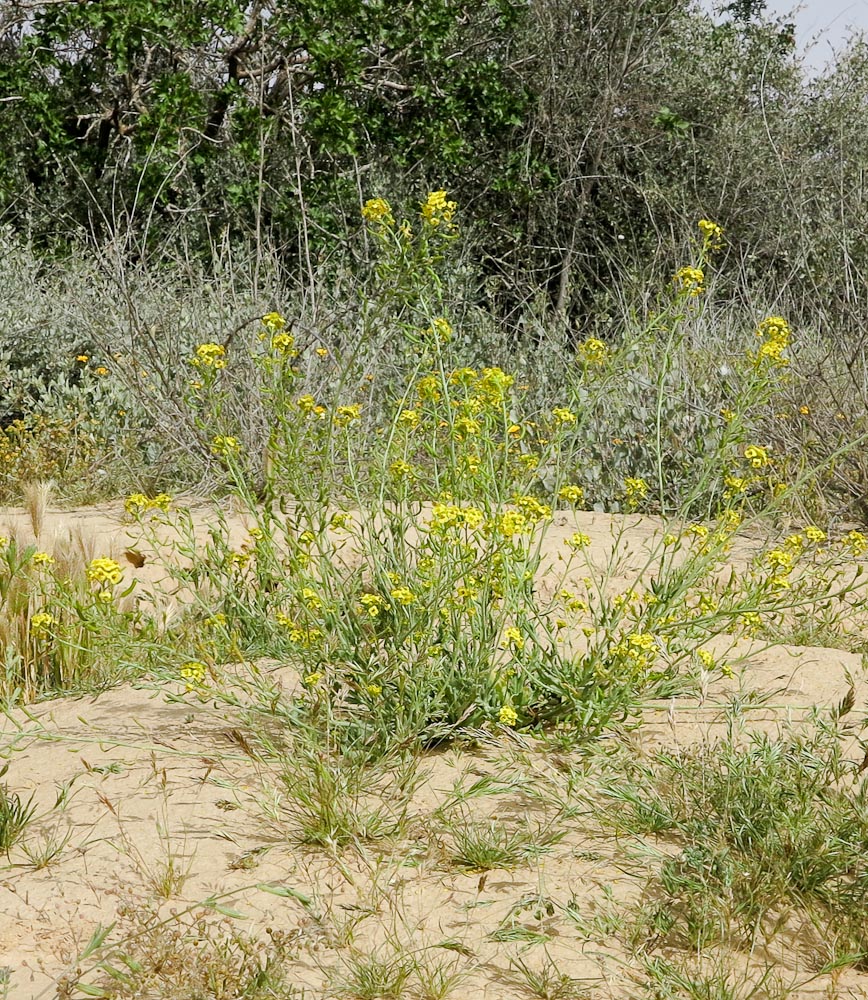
xmin=1 ymin=502 xmax=867 ymax=999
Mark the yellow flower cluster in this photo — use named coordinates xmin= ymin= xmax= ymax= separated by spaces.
xmin=180 ymin=660 xmax=207 ymax=687
xmin=361 ymin=198 xmax=394 ymax=227
xmin=577 ymin=337 xmax=609 ymax=367
xmin=750 ymin=315 xmax=791 ymax=368
xmin=390 ymin=586 xmax=417 ymax=606
xmin=842 ymin=530 xmax=868 ymax=557
xmin=512 ymin=495 xmax=552 ymax=524
xmin=125 ymin=492 xmax=171 ymax=515
xmin=498 ymin=704 xmax=518 ymax=727
xmin=211 ymin=435 xmax=240 ymax=457
xmin=190 ymin=343 xmax=227 ymax=369
xmin=297 ymin=395 xmax=327 ymax=418
xmin=673 ymin=266 xmax=705 ymax=297
xmin=30 ymin=612 xmax=55 ymax=635
xmin=551 ymin=407 xmax=577 ymax=425
xmin=611 ymin=631 xmax=659 ymax=674
xmin=271 ymin=331 xmax=297 ymax=357
xmin=428 ymin=503 xmax=484 ymax=532
xmin=425 ymin=317 xmax=453 ymax=343
xmin=744 ymin=444 xmax=771 ymax=469
xmin=262 ymin=312 xmax=287 ymax=332
xmin=566 ymin=532 xmax=591 ymax=550
xmin=358 ymin=592 xmax=389 ymax=617
xmin=420 ymin=190 xmax=457 ymax=230
xmin=32 ymin=551 xmax=55 ymax=567
xmin=698 ymin=219 xmax=724 ymax=251
xmin=334 ymin=405 xmax=361 ymax=427
xmin=623 ymin=477 xmax=649 ymax=511
xmin=558 ymin=484 xmax=585 ymax=505
xmin=87 ymin=558 xmax=123 ymax=586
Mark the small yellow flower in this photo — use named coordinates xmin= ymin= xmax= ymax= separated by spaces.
xmin=94 ymin=366 xmax=109 ymax=376
xmin=744 ymin=444 xmax=771 ymax=469
xmin=558 ymin=485 xmax=585 ymax=505
xmin=698 ymin=219 xmax=724 ymax=251
xmin=262 ymin=312 xmax=286 ymax=332
xmin=503 ymin=626 xmax=524 ymax=651
xmin=420 ymin=190 xmax=457 ymax=230
xmin=842 ymin=530 xmax=868 ymax=557
xmin=297 ymin=394 xmax=317 ymax=413
xmin=498 ymin=704 xmax=518 ymax=727
xmin=334 ymin=405 xmax=361 ymax=427
xmin=211 ymin=435 xmax=240 ymax=457
xmin=301 ymin=587 xmax=323 ymax=611
xmin=389 ymin=459 xmax=414 ymax=479
xmin=577 ymin=337 xmax=609 ymax=366
xmin=315 ymin=347 xmax=329 ymax=358
xmin=87 ymin=557 xmax=123 ymax=586
xmin=398 ymin=409 xmax=420 ymax=428
xmin=804 ymin=525 xmax=826 ymax=543
xmin=566 ymin=532 xmax=591 ymax=550
xmin=361 ymin=198 xmax=394 ymax=227
xmin=30 ymin=612 xmax=55 ymax=635
xmin=673 ymin=266 xmax=705 ymax=296
xmin=799 ymin=405 xmax=810 ymax=416
xmin=303 ymin=671 xmax=322 ymax=688
xmin=551 ymin=407 xmax=577 ymax=425
xmin=76 ymin=354 xmax=89 ymax=364
xmin=623 ymin=477 xmax=649 ymax=510
xmin=271 ymin=331 xmax=297 ymax=356
xmin=366 ymin=683 xmax=383 ymax=697
xmin=32 ymin=551 xmax=55 ymax=567
xmin=390 ymin=586 xmax=417 ymax=606
xmin=425 ymin=317 xmax=453 ymax=342
xmin=191 ymin=343 xmax=227 ymax=369
xmin=697 ymin=648 xmax=715 ymax=668
xmin=180 ymin=660 xmax=207 ymax=687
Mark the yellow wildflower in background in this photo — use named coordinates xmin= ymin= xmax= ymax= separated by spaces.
xmin=180 ymin=660 xmax=208 ymax=689
xmin=420 ymin=190 xmax=457 ymax=229
xmin=358 ymin=593 xmax=388 ymax=618
xmin=303 ymin=671 xmax=322 ymax=688
xmin=744 ymin=445 xmax=771 ymax=469
xmin=750 ymin=315 xmax=791 ymax=368
xmin=262 ymin=312 xmax=286 ymax=332
xmin=334 ymin=405 xmax=361 ymax=427
xmin=361 ymin=198 xmax=394 ymax=227
xmin=211 ymin=435 xmax=240 ymax=457
xmin=503 ymin=626 xmax=524 ymax=652
xmin=551 ymin=407 xmax=577 ymax=425
xmin=513 ymin=495 xmax=552 ymax=523
xmin=673 ymin=266 xmax=705 ymax=296
xmin=30 ymin=612 xmax=55 ymax=635
xmin=398 ymin=409 xmax=420 ymax=429
xmin=425 ymin=317 xmax=453 ymax=343
xmin=498 ymin=705 xmax=518 ymax=727
xmin=842 ymin=530 xmax=868 ymax=557
xmin=566 ymin=532 xmax=591 ymax=550
xmin=271 ymin=331 xmax=297 ymax=357
xmin=191 ymin=343 xmax=227 ymax=369
xmin=698 ymin=219 xmax=724 ymax=251
xmin=577 ymin=337 xmax=609 ymax=366
xmin=558 ymin=484 xmax=585 ymax=505
xmin=87 ymin=557 xmax=123 ymax=586
xmin=32 ymin=551 xmax=55 ymax=567
xmin=390 ymin=586 xmax=417 ymax=606
xmin=623 ymin=477 xmax=649 ymax=510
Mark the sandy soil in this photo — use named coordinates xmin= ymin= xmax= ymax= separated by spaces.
xmin=1 ymin=502 xmax=867 ymax=999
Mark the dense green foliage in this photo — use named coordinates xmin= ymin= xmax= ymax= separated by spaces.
xmin=2 ymin=0 xmax=866 ymax=326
